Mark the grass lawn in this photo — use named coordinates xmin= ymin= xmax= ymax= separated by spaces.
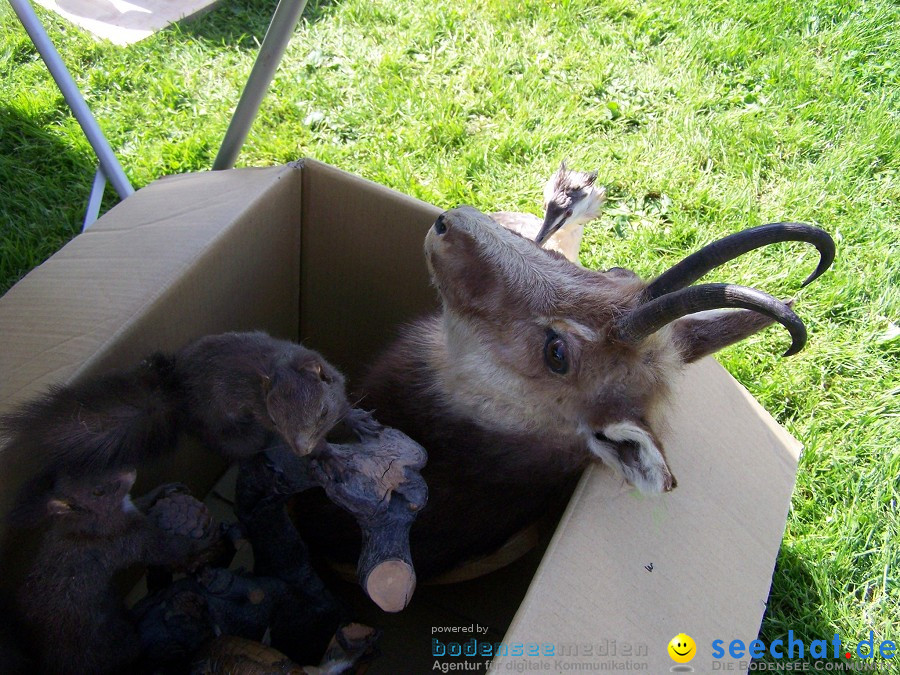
xmin=1 ymin=0 xmax=898 ymax=662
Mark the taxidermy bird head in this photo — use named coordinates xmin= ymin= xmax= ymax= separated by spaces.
xmin=536 ymin=160 xmax=607 ymax=247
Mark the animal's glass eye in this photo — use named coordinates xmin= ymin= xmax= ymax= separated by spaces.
xmin=92 ymin=486 xmax=107 ymax=497
xmin=433 ymin=214 xmax=448 ymax=235
xmin=544 ymin=331 xmax=569 ymax=374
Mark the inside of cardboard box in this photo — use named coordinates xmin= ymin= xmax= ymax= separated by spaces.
xmin=0 ymin=160 xmax=568 ymax=672
xmin=0 ymin=160 xmax=802 ymax=673
xmin=292 ymin=160 xmax=585 ymax=670
xmin=176 ymin=467 xmax=571 ymax=674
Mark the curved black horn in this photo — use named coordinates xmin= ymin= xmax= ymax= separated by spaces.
xmin=646 ymin=223 xmax=835 ymax=300
xmin=615 ymin=283 xmax=807 ymax=357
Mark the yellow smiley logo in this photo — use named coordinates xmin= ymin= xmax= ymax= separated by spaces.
xmin=668 ymin=633 xmax=696 ymax=663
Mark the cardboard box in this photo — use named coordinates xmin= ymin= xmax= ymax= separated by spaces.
xmin=0 ymin=160 xmax=800 ymax=673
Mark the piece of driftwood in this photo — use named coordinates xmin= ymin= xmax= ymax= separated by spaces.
xmin=191 ymin=623 xmax=379 ymax=675
xmin=234 ymin=454 xmax=346 ymax=664
xmin=240 ymin=427 xmax=428 ymax=613
xmin=309 ymin=429 xmax=427 ymax=613
xmin=134 ymin=565 xmax=289 ymax=668
xmin=16 ymin=471 xmax=217 ymax=675
xmin=133 ymin=582 xmax=214 ymax=667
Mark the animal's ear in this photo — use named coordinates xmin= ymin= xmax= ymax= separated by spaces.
xmin=585 ymin=170 xmax=598 ymax=186
xmin=586 ymin=420 xmax=676 ymax=493
xmin=670 ymin=307 xmax=786 ymax=363
xmin=301 ymin=361 xmax=329 ymax=382
xmin=259 ymin=372 xmax=272 ymax=393
xmin=47 ymin=499 xmax=71 ymax=515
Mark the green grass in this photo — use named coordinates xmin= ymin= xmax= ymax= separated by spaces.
xmin=1 ymin=0 xmax=898 ymax=664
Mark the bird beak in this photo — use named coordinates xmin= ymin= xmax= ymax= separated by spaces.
xmin=535 ymin=204 xmax=567 ymax=246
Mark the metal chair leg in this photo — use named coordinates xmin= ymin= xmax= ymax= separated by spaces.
xmin=212 ymin=0 xmax=308 ymax=170
xmin=82 ymin=167 xmax=106 ymax=230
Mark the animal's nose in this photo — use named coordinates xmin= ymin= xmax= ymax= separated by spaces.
xmin=433 ymin=213 xmax=448 ymax=235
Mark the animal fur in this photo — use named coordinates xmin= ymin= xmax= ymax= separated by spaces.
xmin=2 ymin=331 xmax=377 ymax=517
xmin=17 ymin=470 xmax=213 ymax=674
xmin=294 ymin=206 xmax=832 ymax=579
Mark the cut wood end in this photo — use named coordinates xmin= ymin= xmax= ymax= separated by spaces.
xmin=340 ymin=623 xmax=378 ymax=642
xmin=365 ymin=560 xmax=416 ymax=612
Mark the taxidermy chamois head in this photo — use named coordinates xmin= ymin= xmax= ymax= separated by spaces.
xmin=425 ymin=207 xmax=834 ymax=493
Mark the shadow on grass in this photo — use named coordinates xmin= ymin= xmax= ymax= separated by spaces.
xmin=0 ymin=106 xmax=102 ymax=295
xmin=179 ymin=0 xmax=339 ymax=49
xmin=759 ymin=545 xmax=834 ymax=649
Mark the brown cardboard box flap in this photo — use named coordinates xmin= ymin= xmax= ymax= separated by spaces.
xmin=0 ymin=165 xmax=303 ymax=562
xmin=493 ymin=356 xmax=801 ymax=672
xmin=0 ymin=165 xmax=301 ymax=407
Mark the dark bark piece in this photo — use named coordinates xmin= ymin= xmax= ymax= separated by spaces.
xmin=190 ymin=635 xmax=309 ymax=674
xmin=196 ymin=567 xmax=287 ymax=641
xmin=234 ymin=452 xmax=346 ymax=664
xmin=133 ymin=583 xmax=214 ymax=667
xmin=308 ymin=428 xmax=427 ymax=612
xmin=134 ymin=566 xmax=290 ymax=669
